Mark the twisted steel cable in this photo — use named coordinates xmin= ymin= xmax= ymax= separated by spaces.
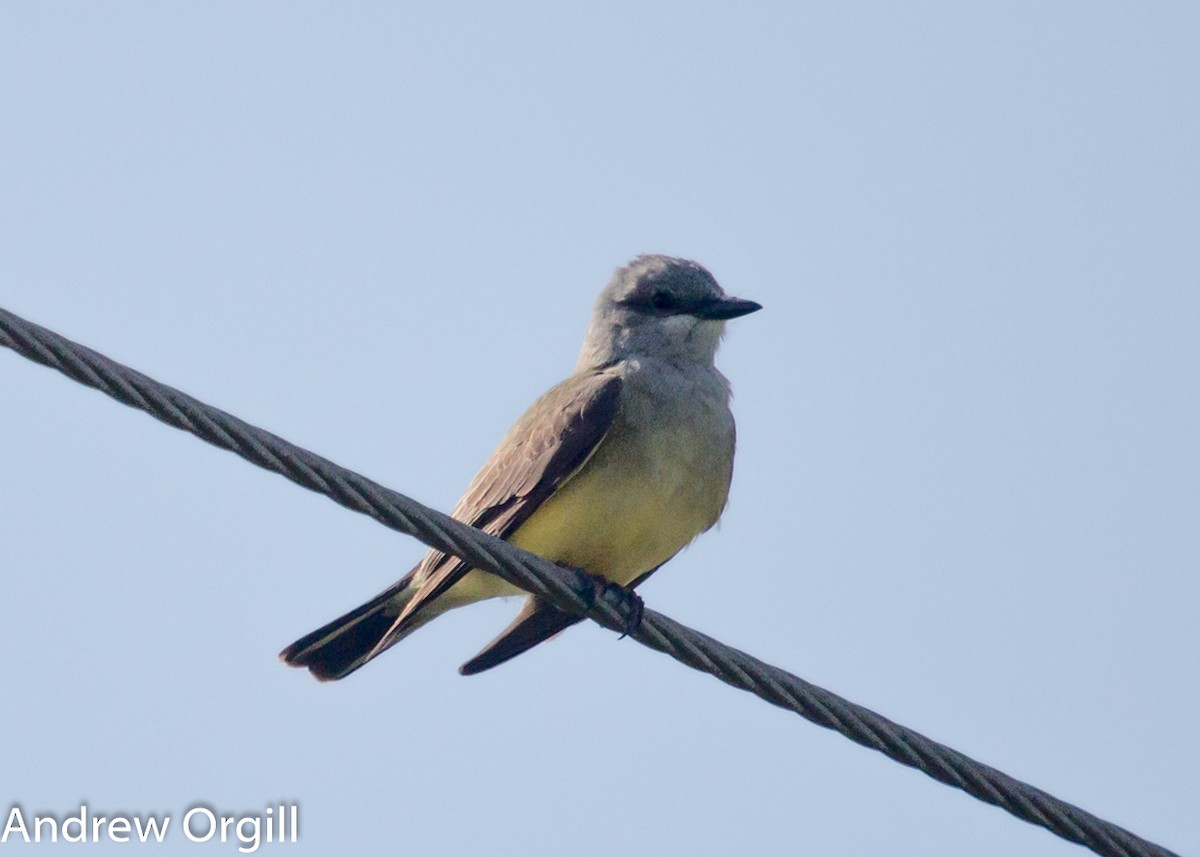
xmin=0 ymin=305 xmax=1181 ymax=857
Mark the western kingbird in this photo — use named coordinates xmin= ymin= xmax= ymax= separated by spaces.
xmin=281 ymin=254 xmax=760 ymax=679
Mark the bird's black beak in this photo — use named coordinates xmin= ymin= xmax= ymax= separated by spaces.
xmin=695 ymin=296 xmax=763 ymax=321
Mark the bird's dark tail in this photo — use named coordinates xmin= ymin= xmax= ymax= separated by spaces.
xmin=280 ymin=573 xmax=432 ymax=681
xmin=458 ymin=597 xmax=583 ymax=675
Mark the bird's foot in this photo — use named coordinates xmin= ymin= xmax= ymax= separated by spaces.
xmin=574 ymin=569 xmax=645 ymax=639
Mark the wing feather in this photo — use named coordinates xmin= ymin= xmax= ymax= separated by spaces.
xmin=385 ymin=369 xmax=623 ymax=636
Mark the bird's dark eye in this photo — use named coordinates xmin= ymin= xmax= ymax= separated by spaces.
xmin=651 ymin=291 xmax=675 ymax=311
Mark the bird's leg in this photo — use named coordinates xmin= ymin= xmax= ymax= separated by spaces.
xmin=569 ymin=566 xmax=645 ymax=638
xmin=614 ymin=584 xmax=646 ymax=639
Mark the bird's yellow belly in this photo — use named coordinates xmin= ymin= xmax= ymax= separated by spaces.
xmin=507 ymin=458 xmax=719 ymax=585
xmin=449 ymin=420 xmax=731 ymax=605
xmin=445 ymin=369 xmax=735 ymax=606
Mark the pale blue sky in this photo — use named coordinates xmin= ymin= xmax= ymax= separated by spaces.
xmin=2 ymin=4 xmax=1197 ymax=856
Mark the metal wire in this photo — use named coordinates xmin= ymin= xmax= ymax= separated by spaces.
xmin=0 ymin=305 xmax=1181 ymax=857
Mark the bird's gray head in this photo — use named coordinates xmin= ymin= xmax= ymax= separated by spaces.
xmin=577 ymin=255 xmax=761 ymax=370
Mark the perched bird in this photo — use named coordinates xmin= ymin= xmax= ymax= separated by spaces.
xmin=281 ymin=254 xmax=760 ymax=679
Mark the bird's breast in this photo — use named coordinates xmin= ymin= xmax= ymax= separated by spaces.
xmin=508 ymin=370 xmax=735 ymax=585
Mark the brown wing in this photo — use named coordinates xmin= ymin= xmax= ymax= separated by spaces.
xmin=384 ymin=369 xmax=623 ymax=637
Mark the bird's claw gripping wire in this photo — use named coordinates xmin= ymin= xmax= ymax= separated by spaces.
xmin=577 ymin=569 xmax=645 ymax=638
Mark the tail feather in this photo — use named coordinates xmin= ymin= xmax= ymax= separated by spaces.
xmin=280 ymin=574 xmax=424 ymax=681
xmin=458 ymin=597 xmax=582 ymax=676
